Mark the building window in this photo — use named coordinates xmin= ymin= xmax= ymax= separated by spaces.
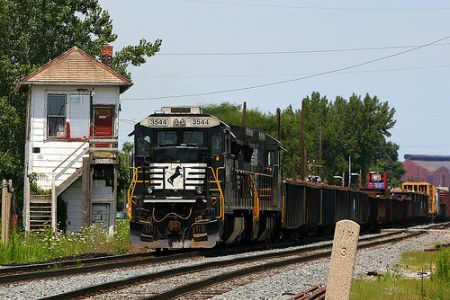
xmin=47 ymin=94 xmax=66 ymax=138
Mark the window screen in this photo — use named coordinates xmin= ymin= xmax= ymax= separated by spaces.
xmin=47 ymin=94 xmax=66 ymax=138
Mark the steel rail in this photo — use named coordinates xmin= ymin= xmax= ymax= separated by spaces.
xmin=2 ymin=223 xmax=444 ymax=286
xmin=0 ymin=251 xmax=201 ymax=285
xmin=147 ymin=231 xmax=425 ymax=300
xmin=153 ymin=223 xmax=450 ymax=300
xmin=40 ymin=229 xmax=428 ymax=300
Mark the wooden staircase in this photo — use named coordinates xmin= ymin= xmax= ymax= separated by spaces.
xmin=29 ymin=195 xmax=52 ymax=231
xmin=26 ymin=138 xmax=120 ymax=233
xmin=55 ymin=167 xmax=83 ymax=197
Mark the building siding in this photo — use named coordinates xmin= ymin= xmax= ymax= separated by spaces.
xmin=61 ymin=178 xmax=83 ymax=232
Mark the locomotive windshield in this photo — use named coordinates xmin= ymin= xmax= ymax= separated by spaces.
xmin=154 ymin=147 xmax=207 ymax=163
xmin=156 ymin=130 xmax=205 ymax=146
xmin=157 ymin=131 xmax=177 ymax=146
xmin=136 ymin=128 xmax=212 ymax=163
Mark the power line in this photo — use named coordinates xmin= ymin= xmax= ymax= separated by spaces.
xmin=122 ymin=35 xmax=450 ymax=101
xmin=178 ymin=0 xmax=450 ymax=11
xmin=157 ymin=42 xmax=450 ymax=56
xmin=140 ymin=64 xmax=450 ymax=79
xmin=401 ymin=145 xmax=450 ymax=148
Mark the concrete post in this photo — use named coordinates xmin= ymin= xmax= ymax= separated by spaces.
xmin=325 ymin=219 xmax=360 ymax=300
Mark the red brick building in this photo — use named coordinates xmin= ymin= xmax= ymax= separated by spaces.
xmin=402 ymin=154 xmax=450 ymax=187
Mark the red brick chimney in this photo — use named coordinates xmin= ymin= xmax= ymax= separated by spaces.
xmin=100 ymin=45 xmax=113 ymax=67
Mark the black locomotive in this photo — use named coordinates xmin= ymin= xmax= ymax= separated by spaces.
xmin=128 ymin=107 xmax=429 ymax=249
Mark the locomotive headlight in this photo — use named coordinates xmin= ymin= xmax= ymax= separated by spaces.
xmin=147 ymin=186 xmax=153 ymax=194
xmin=168 ymin=220 xmax=181 ymax=233
xmin=196 ymin=186 xmax=203 ymax=195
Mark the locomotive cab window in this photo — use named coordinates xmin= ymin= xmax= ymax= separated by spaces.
xmin=137 ymin=135 xmax=151 ymax=155
xmin=157 ymin=131 xmax=177 ymax=146
xmin=211 ymin=133 xmax=222 ymax=155
xmin=183 ymin=131 xmax=204 ymax=145
xmin=267 ymin=150 xmax=277 ymax=165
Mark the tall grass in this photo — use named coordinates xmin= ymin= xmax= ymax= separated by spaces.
xmin=0 ymin=219 xmax=131 ymax=264
xmin=430 ymin=248 xmax=450 ymax=300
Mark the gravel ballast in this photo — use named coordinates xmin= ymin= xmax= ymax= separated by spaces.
xmin=213 ymin=230 xmax=450 ymax=300
xmin=0 ymin=226 xmax=448 ymax=300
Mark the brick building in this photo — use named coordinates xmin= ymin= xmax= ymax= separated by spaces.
xmin=402 ymin=154 xmax=450 ymax=187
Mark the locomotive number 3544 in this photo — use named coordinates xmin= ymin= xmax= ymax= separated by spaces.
xmin=192 ymin=119 xmax=209 ymax=126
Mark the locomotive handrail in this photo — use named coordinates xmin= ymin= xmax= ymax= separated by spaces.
xmin=209 ymin=167 xmax=225 ymax=221
xmin=236 ymin=169 xmax=273 ymax=178
xmin=248 ymin=174 xmax=260 ymax=222
xmin=127 ymin=167 xmax=140 ymax=219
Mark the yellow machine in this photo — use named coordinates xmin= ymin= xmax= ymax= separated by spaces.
xmin=401 ymin=182 xmax=436 ymax=215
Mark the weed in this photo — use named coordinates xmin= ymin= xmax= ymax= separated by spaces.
xmin=352 ymin=248 xmax=450 ymax=300
xmin=0 ymin=220 xmax=131 ymax=264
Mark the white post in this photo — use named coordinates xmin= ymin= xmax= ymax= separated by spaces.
xmin=51 ymin=175 xmax=57 ymax=232
xmin=24 ymin=174 xmax=30 ymax=232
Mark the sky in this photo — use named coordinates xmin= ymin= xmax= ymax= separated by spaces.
xmin=97 ymin=0 xmax=450 ymax=161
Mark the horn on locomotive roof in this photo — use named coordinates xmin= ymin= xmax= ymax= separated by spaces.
xmin=160 ymin=107 xmax=202 ymax=114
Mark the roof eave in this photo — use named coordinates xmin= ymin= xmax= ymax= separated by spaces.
xmin=16 ymin=81 xmax=133 ymax=93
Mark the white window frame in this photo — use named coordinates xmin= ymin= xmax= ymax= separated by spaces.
xmin=47 ymin=93 xmax=67 ymax=140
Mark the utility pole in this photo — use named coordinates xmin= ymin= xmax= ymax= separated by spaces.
xmin=241 ymin=101 xmax=247 ymax=128
xmin=348 ymin=155 xmax=351 ymax=188
xmin=276 ymin=108 xmax=281 ymax=140
xmin=318 ymin=127 xmax=323 ymax=162
xmin=1 ymin=179 xmax=11 ymax=244
xmin=300 ymin=100 xmax=306 ymax=180
xmin=359 ymin=169 xmax=362 ymax=189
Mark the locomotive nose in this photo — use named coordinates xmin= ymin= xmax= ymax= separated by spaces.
xmin=167 ymin=219 xmax=182 ymax=233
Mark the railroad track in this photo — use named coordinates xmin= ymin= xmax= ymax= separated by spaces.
xmin=0 ymin=237 xmax=335 ymax=285
xmin=39 ymin=226 xmax=440 ymax=300
xmin=0 ymin=251 xmax=201 ymax=285
xmin=0 ymin=227 xmax=404 ymax=286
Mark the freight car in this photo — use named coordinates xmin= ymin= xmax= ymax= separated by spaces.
xmin=128 ymin=107 xmax=429 ymax=249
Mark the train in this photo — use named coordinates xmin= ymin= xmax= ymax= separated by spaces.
xmin=401 ymin=181 xmax=449 ymax=219
xmin=127 ymin=107 xmax=431 ymax=249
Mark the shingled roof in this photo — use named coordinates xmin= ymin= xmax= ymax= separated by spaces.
xmin=16 ymin=47 xmax=132 ymax=93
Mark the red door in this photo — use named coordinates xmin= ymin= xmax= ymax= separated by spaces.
xmin=93 ymin=107 xmax=114 ymax=155
xmin=94 ymin=107 xmax=114 ymax=138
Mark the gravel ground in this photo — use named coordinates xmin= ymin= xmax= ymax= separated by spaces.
xmin=213 ymin=230 xmax=450 ymax=300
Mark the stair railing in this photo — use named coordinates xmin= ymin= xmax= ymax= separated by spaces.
xmin=50 ymin=141 xmax=89 ymax=232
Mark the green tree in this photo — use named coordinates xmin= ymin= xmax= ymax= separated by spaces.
xmin=0 ymin=0 xmax=161 ymax=198
xmin=202 ymin=92 xmax=401 ymax=186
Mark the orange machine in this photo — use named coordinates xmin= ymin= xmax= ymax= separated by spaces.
xmin=401 ymin=182 xmax=436 ymax=216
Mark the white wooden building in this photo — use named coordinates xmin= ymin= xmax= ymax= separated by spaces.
xmin=17 ymin=46 xmax=132 ymax=233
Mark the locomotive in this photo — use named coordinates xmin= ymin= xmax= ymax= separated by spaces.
xmin=128 ymin=106 xmax=430 ymax=249
xmin=128 ymin=106 xmax=282 ymax=248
